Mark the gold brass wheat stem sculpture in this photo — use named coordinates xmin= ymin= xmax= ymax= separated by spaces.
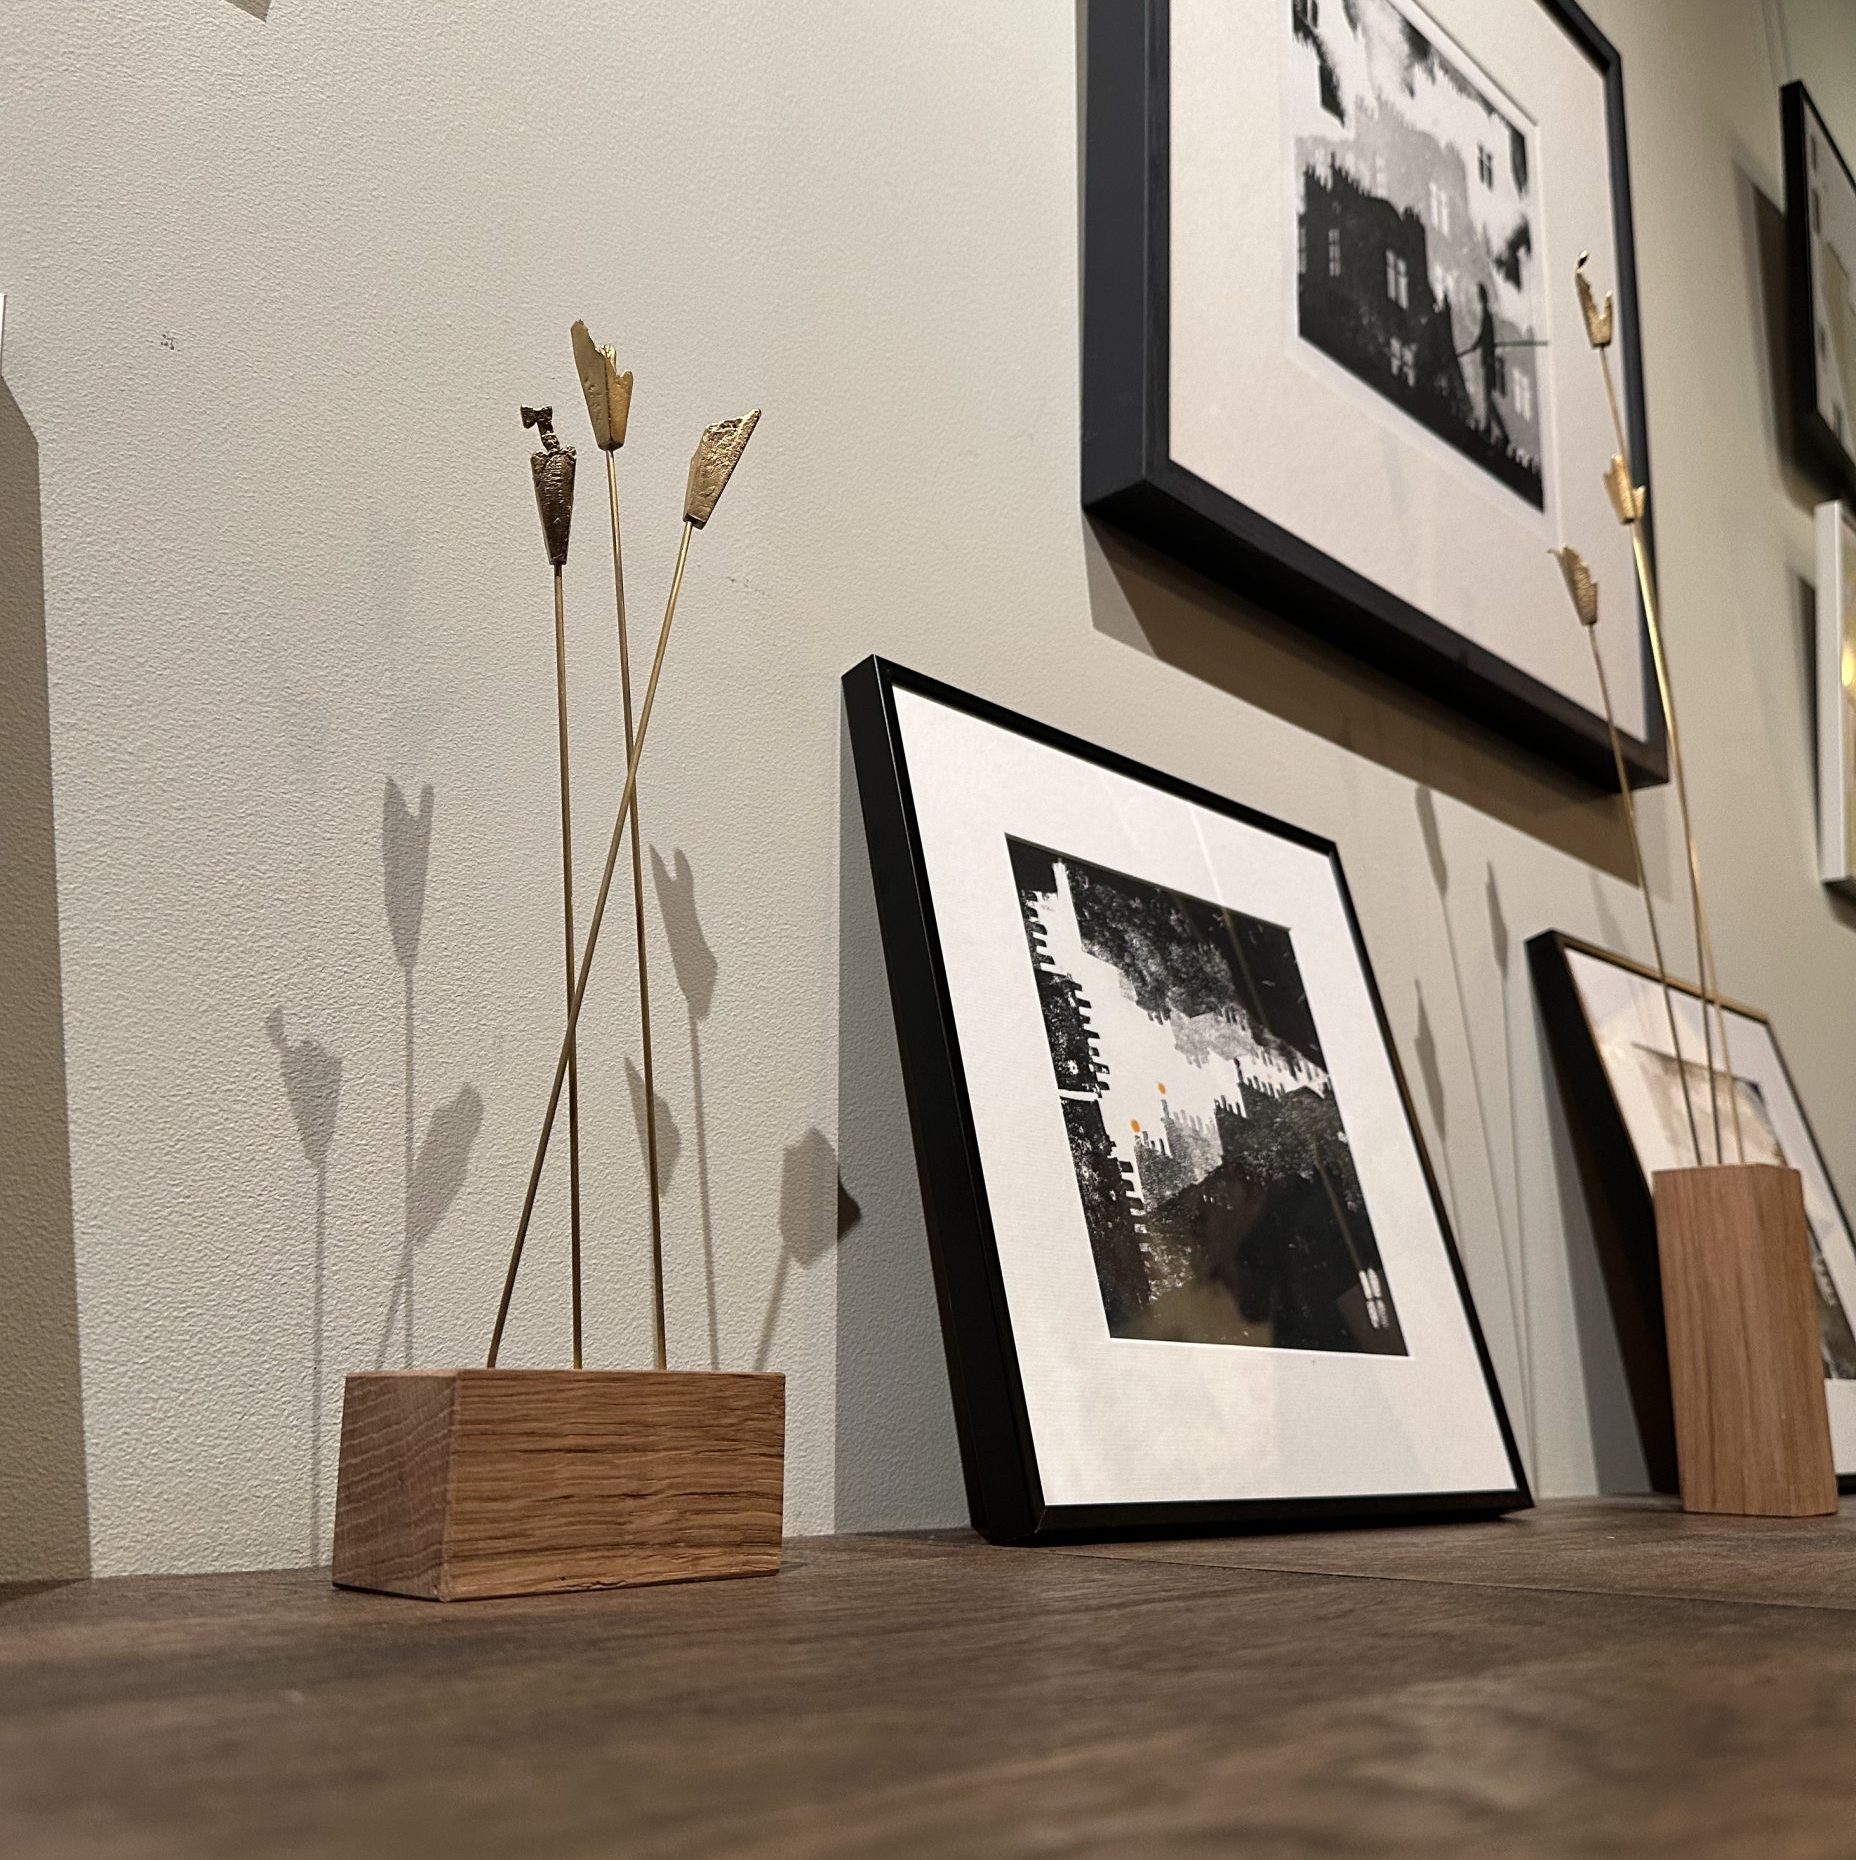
xmin=572 ymin=321 xmax=669 ymax=1372
xmin=1551 ymin=546 xmax=1704 ymax=1167
xmin=487 ymin=410 xmax=761 ymax=1368
xmin=1575 ymin=257 xmax=1744 ymax=1165
xmin=522 ymin=405 xmax=586 ymax=1363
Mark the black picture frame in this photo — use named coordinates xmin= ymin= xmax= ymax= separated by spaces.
xmin=1528 ymin=929 xmax=1856 ymax=1493
xmin=1783 ymin=81 xmax=1856 ymax=502
xmin=1081 ymin=0 xmax=1666 ymax=792
xmin=844 ymin=654 xmax=1531 ymax=1542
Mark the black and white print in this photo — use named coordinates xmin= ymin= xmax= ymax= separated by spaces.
xmin=1288 ymin=0 xmax=1545 ymax=507
xmin=1010 ymin=837 xmax=1405 ymax=1356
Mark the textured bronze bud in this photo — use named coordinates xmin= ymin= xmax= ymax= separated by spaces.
xmin=522 ymin=405 xmax=575 ymax=567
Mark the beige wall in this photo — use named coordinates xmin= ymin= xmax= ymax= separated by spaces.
xmin=1 ymin=0 xmax=1851 ymax=1574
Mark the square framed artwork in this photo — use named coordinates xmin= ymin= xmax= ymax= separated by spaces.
xmin=844 ymin=656 xmax=1529 ymax=1541
xmin=1082 ymin=0 xmax=1664 ymax=790
xmin=1784 ymin=83 xmax=1856 ymax=501
xmin=1816 ymin=501 xmax=1856 ymax=896
xmin=1530 ymin=931 xmax=1856 ymax=1491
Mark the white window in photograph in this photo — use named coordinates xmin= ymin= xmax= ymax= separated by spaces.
xmin=1384 ymin=250 xmax=1408 ymax=308
xmin=1328 ymin=227 xmax=1341 ymax=277
xmin=1477 ymin=145 xmax=1494 ymax=188
xmin=1427 ymin=179 xmax=1450 ymax=235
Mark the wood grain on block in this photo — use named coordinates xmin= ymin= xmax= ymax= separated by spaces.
xmin=1653 ymin=1164 xmax=1836 ymax=1518
xmin=331 ymin=1369 xmax=784 ymax=1601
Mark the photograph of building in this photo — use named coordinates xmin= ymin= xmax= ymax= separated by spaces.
xmin=1289 ymin=0 xmax=1545 ymax=507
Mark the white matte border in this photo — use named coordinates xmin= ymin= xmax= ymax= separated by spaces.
xmin=894 ymin=688 xmax=1518 ymax=1509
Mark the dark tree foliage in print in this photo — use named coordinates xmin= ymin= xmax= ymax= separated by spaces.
xmin=1010 ymin=837 xmax=1406 ymax=1356
xmin=1289 ymin=0 xmax=1545 ymax=508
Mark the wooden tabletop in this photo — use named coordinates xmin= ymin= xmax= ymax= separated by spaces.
xmin=6 ymin=1498 xmax=1856 ymax=1857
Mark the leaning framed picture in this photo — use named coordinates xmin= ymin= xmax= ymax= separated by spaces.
xmin=1082 ymin=0 xmax=1663 ymax=789
xmin=1816 ymin=500 xmax=1856 ymax=896
xmin=844 ymin=656 xmax=1529 ymax=1541
xmin=1784 ymin=83 xmax=1856 ymax=500
xmin=1530 ymin=930 xmax=1856 ymax=1491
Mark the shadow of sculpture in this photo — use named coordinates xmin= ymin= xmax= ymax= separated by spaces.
xmin=227 ymin=0 xmax=272 ymax=17
xmin=1413 ymin=786 xmax=1533 ymax=1473
xmin=653 ymin=847 xmax=721 ymax=1368
xmin=375 ymin=779 xmax=480 ymax=1369
xmin=625 ymin=1057 xmax=683 ymax=1196
xmin=266 ymin=1008 xmax=341 ymax=1561
xmin=833 ymin=719 xmax=968 ymax=1530
xmin=755 ymin=1127 xmax=862 ymax=1373
xmin=379 ymin=778 xmax=432 ymax=1367
xmin=0 ymin=379 xmax=92 ymax=1580
xmin=1410 ymin=983 xmax=1457 ymax=1228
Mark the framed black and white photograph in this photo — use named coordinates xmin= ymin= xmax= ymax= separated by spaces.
xmin=1083 ymin=0 xmax=1662 ymax=788
xmin=845 ymin=656 xmax=1529 ymax=1541
xmin=1785 ymin=83 xmax=1856 ymax=500
xmin=1530 ymin=931 xmax=1856 ymax=1489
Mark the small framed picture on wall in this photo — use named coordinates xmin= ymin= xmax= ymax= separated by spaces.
xmin=1082 ymin=0 xmax=1663 ymax=789
xmin=1817 ymin=501 xmax=1856 ymax=897
xmin=1785 ymin=84 xmax=1856 ymax=500
xmin=844 ymin=656 xmax=1529 ymax=1542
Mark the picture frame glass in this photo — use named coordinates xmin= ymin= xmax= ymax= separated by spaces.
xmin=886 ymin=678 xmax=1521 ymax=1511
xmin=1164 ymin=0 xmax=1650 ymax=738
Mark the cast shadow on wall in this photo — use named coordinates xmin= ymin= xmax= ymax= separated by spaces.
xmin=755 ymin=1127 xmax=861 ymax=1374
xmin=374 ymin=779 xmax=483 ymax=1369
xmin=652 ymin=847 xmax=723 ymax=1368
xmin=266 ymin=1008 xmax=340 ymax=1562
xmin=833 ymin=720 xmax=968 ymax=1531
xmin=1080 ymin=527 xmax=1636 ymax=877
xmin=1412 ymin=785 xmax=1536 ymax=1478
xmin=0 ymin=380 xmax=92 ymax=1581
xmin=267 ymin=779 xmax=482 ymax=1562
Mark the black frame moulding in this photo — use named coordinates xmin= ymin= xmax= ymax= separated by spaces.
xmin=1529 ymin=928 xmax=1856 ymax=1495
xmin=1783 ymin=80 xmax=1856 ymax=503
xmin=844 ymin=654 xmax=1532 ymax=1542
xmin=1081 ymin=0 xmax=1667 ymax=792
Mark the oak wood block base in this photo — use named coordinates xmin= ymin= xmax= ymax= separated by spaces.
xmin=330 ymin=1369 xmax=784 ymax=1600
xmin=1653 ymin=1163 xmax=1835 ymax=1518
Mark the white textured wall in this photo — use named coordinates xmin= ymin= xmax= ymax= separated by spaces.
xmin=1 ymin=0 xmax=1852 ymax=1575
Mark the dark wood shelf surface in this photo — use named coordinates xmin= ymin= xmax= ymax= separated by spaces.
xmin=7 ymin=1499 xmax=1856 ymax=1857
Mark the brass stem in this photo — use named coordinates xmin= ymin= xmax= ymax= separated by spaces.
xmin=1598 ymin=347 xmax=1744 ymax=1165
xmin=1586 ymin=625 xmax=1704 ymax=1167
xmin=607 ymin=452 xmax=668 ymax=1374
xmin=552 ymin=568 xmax=585 ymax=1368
xmin=488 ymin=521 xmax=695 ymax=1367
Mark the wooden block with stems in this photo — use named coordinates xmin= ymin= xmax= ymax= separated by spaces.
xmin=1653 ymin=1164 xmax=1835 ymax=1519
xmin=331 ymin=1369 xmax=785 ymax=1600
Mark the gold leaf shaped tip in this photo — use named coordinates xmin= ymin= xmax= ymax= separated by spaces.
xmin=1603 ymin=454 xmax=1644 ymax=527
xmin=1574 ymin=255 xmax=1614 ymax=349
xmin=570 ymin=319 xmax=633 ymax=451
xmin=1550 ymin=546 xmax=1599 ymax=628
xmin=683 ymin=409 xmax=761 ymax=528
